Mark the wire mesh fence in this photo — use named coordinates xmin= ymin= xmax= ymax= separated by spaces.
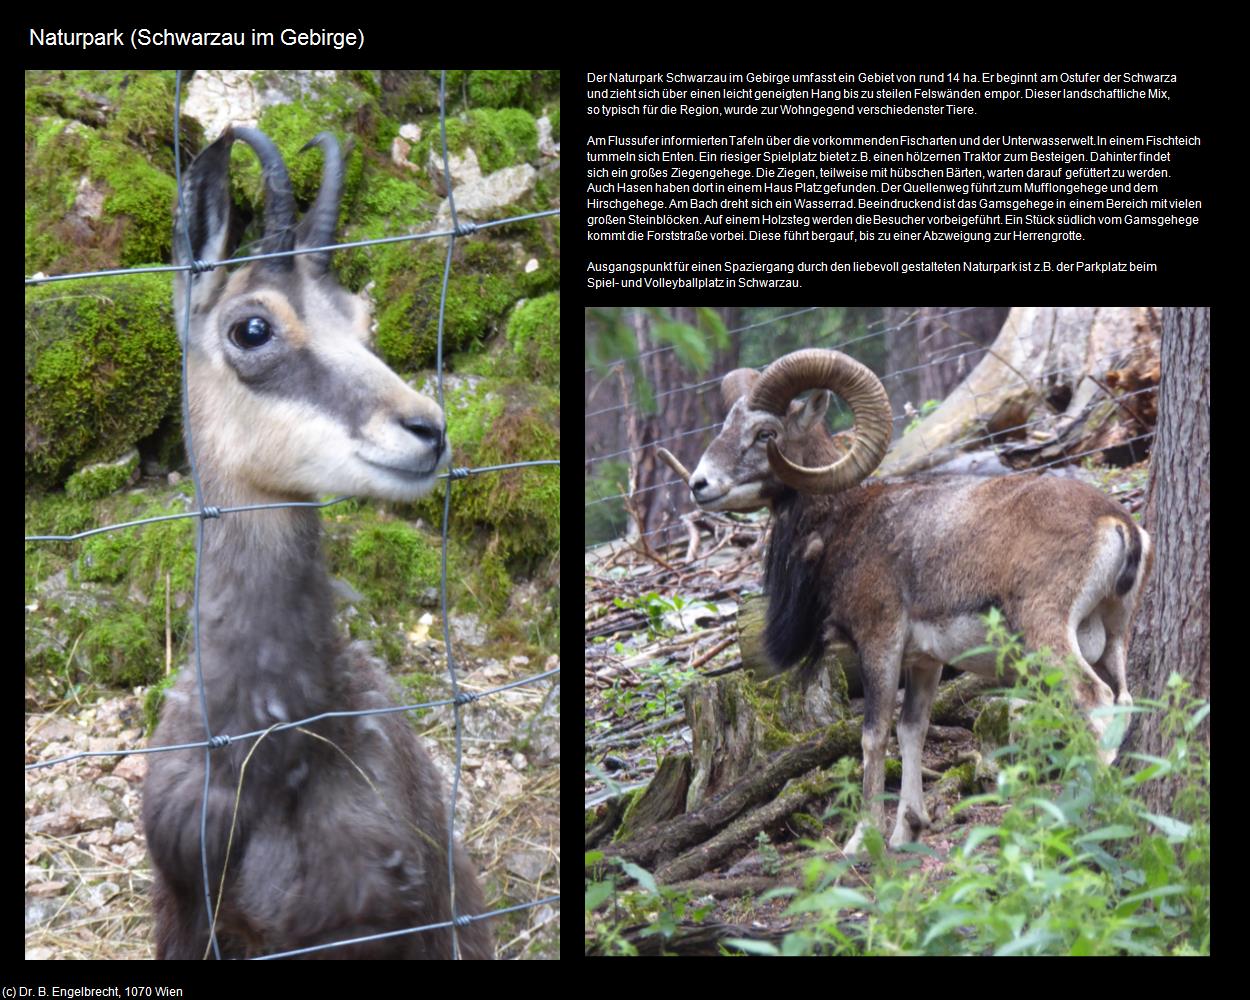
xmin=25 ymin=70 xmax=560 ymax=959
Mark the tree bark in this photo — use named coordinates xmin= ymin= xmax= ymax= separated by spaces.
xmin=1124 ymin=307 xmax=1210 ymax=811
xmin=880 ymin=306 xmax=1160 ymax=477
xmin=883 ymin=306 xmax=1009 ymax=420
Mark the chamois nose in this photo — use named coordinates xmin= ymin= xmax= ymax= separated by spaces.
xmin=402 ymin=415 xmax=445 ymax=454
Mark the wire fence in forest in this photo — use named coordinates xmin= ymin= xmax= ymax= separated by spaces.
xmin=585 ymin=307 xmax=1157 ymax=552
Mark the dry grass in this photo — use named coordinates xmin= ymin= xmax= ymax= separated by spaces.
xmin=25 ymin=652 xmax=560 ymax=960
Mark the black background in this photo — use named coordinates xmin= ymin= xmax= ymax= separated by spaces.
xmin=571 ymin=50 xmax=1216 ymax=305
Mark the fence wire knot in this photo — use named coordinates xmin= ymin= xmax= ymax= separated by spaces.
xmin=188 ymin=259 xmax=217 ymax=275
xmin=453 ymin=691 xmax=483 ymax=706
xmin=453 ymin=914 xmax=475 ymax=928
xmin=199 ymin=506 xmax=222 ymax=520
xmin=207 ymin=735 xmax=231 ymax=749
xmin=448 ymin=467 xmax=471 ymax=480
xmin=453 ymin=221 xmax=479 ymax=237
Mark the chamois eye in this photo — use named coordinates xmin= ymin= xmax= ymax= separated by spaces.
xmin=229 ymin=316 xmax=272 ymax=349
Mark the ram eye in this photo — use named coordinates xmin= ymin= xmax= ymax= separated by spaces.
xmin=229 ymin=317 xmax=272 ymax=349
xmin=756 ymin=429 xmax=776 ymax=443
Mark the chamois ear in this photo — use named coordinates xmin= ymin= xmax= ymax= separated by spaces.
xmin=793 ymin=389 xmax=832 ymax=432
xmin=173 ymin=128 xmax=239 ymax=338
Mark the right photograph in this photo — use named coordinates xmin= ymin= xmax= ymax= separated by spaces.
xmin=585 ymin=306 xmax=1208 ymax=956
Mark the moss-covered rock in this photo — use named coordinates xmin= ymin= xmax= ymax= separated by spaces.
xmin=348 ymin=520 xmax=446 ymax=605
xmin=65 ymin=450 xmax=139 ymax=500
xmin=421 ymin=107 xmax=539 ymax=174
xmin=25 ymin=488 xmax=197 ymax=694
xmin=506 ymin=293 xmax=560 ymax=386
xmin=78 ymin=607 xmax=163 ymax=687
xmin=25 ymin=72 xmax=186 ymax=276
xmin=365 ymin=236 xmax=554 ymax=371
xmin=74 ymin=495 xmax=197 ymax=636
xmin=465 ymin=71 xmax=537 ymax=112
xmin=25 ymin=275 xmax=179 ymax=492
xmin=411 ymin=375 xmax=560 ymax=612
xmin=251 ymin=90 xmax=372 ymax=208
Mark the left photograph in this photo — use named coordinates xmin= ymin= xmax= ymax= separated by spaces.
xmin=26 ymin=69 xmax=560 ymax=960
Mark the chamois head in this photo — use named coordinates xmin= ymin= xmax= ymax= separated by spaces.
xmin=680 ymin=349 xmax=894 ymax=511
xmin=174 ymin=126 xmax=448 ymax=505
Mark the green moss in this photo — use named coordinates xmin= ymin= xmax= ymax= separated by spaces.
xmin=470 ymin=547 xmax=515 ymax=613
xmin=75 ymin=496 xmax=196 ymax=635
xmin=25 ymin=117 xmax=98 ymax=274
xmin=506 ymin=293 xmax=560 ymax=385
xmin=410 ymin=377 xmax=559 ymax=613
xmin=460 ymin=71 xmax=558 ymax=117
xmin=348 ymin=521 xmax=446 ymax=604
xmin=346 ymin=70 xmax=382 ymax=100
xmin=143 ymin=672 xmax=178 ymax=735
xmin=940 ymin=760 xmax=978 ymax=795
xmin=356 ymin=174 xmax=426 ymax=226
xmin=465 ymin=71 xmax=533 ymax=110
xmin=112 ymin=72 xmax=179 ymax=160
xmin=25 ymin=73 xmax=180 ymax=274
xmin=27 ymin=488 xmax=201 ymax=692
xmin=76 ymin=528 xmax=135 ymax=585
xmin=25 ymin=493 xmax=96 ymax=545
xmin=376 ymin=71 xmax=442 ymax=122
xmin=255 ymin=103 xmax=366 ymax=199
xmin=423 ymin=108 xmax=539 ymax=174
xmin=370 ymin=238 xmax=551 ymax=371
xmin=78 ymin=608 xmax=162 ymax=687
xmin=324 ymin=510 xmax=477 ymax=661
xmin=96 ymin=150 xmax=177 ymax=266
xmin=25 ymin=274 xmax=180 ymax=492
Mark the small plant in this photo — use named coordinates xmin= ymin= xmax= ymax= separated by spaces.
xmin=585 ymin=852 xmax=714 ymax=956
xmin=600 ymin=658 xmax=698 ymax=727
xmin=902 ymin=399 xmax=940 ymax=435
xmin=755 ymin=832 xmax=783 ymax=877
xmin=752 ymin=616 xmax=1209 ymax=956
xmin=638 ymin=658 xmax=699 ymax=719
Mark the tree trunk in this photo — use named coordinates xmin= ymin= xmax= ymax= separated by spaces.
xmin=880 ymin=306 xmax=1160 ymax=477
xmin=883 ymin=307 xmax=1009 ymax=421
xmin=630 ymin=308 xmax=740 ymax=549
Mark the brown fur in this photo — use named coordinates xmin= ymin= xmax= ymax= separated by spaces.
xmin=689 ymin=359 xmax=1152 ymax=851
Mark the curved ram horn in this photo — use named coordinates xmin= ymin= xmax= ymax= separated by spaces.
xmin=749 ymin=349 xmax=893 ymax=494
xmin=721 ymin=368 xmax=760 ymax=409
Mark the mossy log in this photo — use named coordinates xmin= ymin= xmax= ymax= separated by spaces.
xmin=619 ymin=754 xmax=691 ymax=840
xmin=737 ymin=592 xmax=864 ymax=697
xmin=598 ymin=719 xmax=862 ymax=875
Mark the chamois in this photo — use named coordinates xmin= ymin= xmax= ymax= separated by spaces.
xmin=142 ymin=127 xmax=493 ymax=958
xmin=662 ymin=349 xmax=1152 ymax=852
